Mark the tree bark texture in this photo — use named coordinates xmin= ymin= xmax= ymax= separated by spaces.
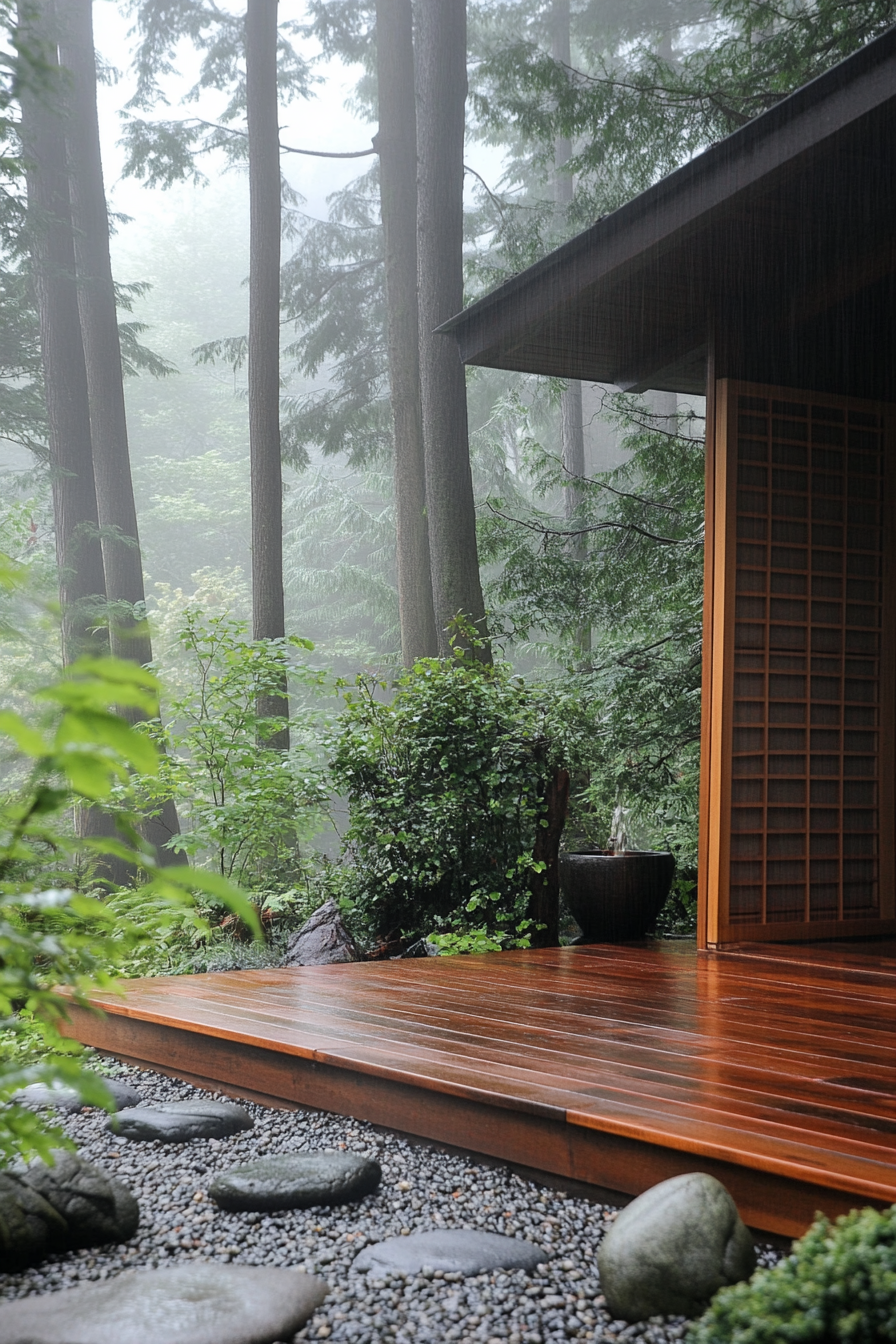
xmin=19 ymin=0 xmax=135 ymax=885
xmin=527 ymin=765 xmax=570 ymax=947
xmin=55 ymin=0 xmax=183 ymax=864
xmin=57 ymin=0 xmax=151 ymax=666
xmin=415 ymin=0 xmax=489 ymax=659
xmin=552 ymin=0 xmax=590 ymax=663
xmin=246 ymin=0 xmax=289 ymax=747
xmin=18 ymin=0 xmax=106 ymax=666
xmin=375 ymin=0 xmax=438 ymax=666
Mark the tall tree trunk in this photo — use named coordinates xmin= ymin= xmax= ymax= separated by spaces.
xmin=18 ymin=0 xmax=135 ymax=886
xmin=415 ymin=0 xmax=489 ymax=659
xmin=246 ymin=0 xmax=289 ymax=747
xmin=375 ymin=0 xmax=438 ymax=666
xmin=552 ymin=0 xmax=590 ymax=665
xmin=58 ymin=0 xmax=150 ymax=667
xmin=58 ymin=0 xmax=183 ymax=865
xmin=18 ymin=0 xmax=106 ymax=667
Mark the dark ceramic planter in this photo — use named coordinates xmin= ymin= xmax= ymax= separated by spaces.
xmin=559 ymin=850 xmax=676 ymax=942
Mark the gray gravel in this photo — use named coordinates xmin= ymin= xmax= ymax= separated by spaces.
xmin=0 ymin=1064 xmax=781 ymax=1342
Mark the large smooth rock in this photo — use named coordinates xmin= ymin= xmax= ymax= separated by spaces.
xmin=23 ymin=1150 xmax=139 ymax=1249
xmin=0 ymin=1171 xmax=67 ymax=1271
xmin=13 ymin=1075 xmax=142 ymax=1114
xmin=596 ymin=1172 xmax=756 ymax=1320
xmin=353 ymin=1229 xmax=546 ymax=1276
xmin=210 ymin=1151 xmax=381 ymax=1211
xmin=0 ymin=1264 xmax=328 ymax=1344
xmin=281 ymin=898 xmax=361 ymax=966
xmin=107 ymin=1099 xmax=253 ymax=1143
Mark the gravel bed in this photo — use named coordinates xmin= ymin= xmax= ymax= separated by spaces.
xmin=0 ymin=1063 xmax=781 ymax=1342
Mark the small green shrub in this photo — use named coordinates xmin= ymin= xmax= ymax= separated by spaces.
xmin=136 ymin=608 xmax=330 ymax=891
xmin=689 ymin=1205 xmax=896 ymax=1343
xmin=331 ymin=641 xmax=576 ymax=945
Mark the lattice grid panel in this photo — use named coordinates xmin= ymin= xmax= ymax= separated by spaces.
xmin=729 ymin=393 xmax=883 ymax=924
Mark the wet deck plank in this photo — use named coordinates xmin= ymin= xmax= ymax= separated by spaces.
xmin=61 ymin=942 xmax=896 ymax=1238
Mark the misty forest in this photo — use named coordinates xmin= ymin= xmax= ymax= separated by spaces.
xmin=1 ymin=0 xmax=893 ymax=1150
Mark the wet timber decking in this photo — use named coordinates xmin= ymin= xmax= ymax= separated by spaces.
xmin=61 ymin=942 xmax=896 ymax=1239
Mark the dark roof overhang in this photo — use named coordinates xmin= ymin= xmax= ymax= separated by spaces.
xmin=439 ymin=28 xmax=896 ymax=396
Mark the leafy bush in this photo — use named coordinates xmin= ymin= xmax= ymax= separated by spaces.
xmin=0 ymin=554 xmax=258 ymax=1167
xmin=137 ymin=608 xmax=330 ymax=893
xmin=332 ymin=642 xmax=579 ymax=947
xmin=689 ymin=1205 xmax=896 ymax=1343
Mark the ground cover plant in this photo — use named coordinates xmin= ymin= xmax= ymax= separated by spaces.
xmin=689 ymin=1205 xmax=896 ymax=1343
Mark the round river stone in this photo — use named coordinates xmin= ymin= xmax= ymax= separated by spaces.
xmin=353 ymin=1229 xmax=547 ymax=1276
xmin=209 ymin=1150 xmax=382 ymax=1211
xmin=107 ymin=1099 xmax=253 ymax=1143
xmin=596 ymin=1172 xmax=757 ymax=1320
xmin=0 ymin=1263 xmax=328 ymax=1344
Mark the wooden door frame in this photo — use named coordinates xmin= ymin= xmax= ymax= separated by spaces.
xmin=698 ymin=378 xmax=896 ymax=948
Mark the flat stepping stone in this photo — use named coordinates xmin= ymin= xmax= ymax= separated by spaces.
xmin=107 ymin=1099 xmax=253 ymax=1143
xmin=0 ymin=1263 xmax=327 ymax=1344
xmin=14 ymin=1075 xmax=142 ymax=1113
xmin=209 ymin=1151 xmax=381 ymax=1211
xmin=353 ymin=1229 xmax=547 ymax=1276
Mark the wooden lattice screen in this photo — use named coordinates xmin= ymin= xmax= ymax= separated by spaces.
xmin=701 ymin=381 xmax=895 ymax=945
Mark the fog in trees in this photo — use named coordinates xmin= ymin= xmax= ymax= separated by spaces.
xmin=2 ymin=0 xmax=888 ymax=949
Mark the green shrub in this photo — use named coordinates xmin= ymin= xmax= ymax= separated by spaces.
xmin=331 ymin=641 xmax=577 ymax=946
xmin=135 ymin=607 xmax=330 ymax=892
xmin=689 ymin=1205 xmax=896 ymax=1343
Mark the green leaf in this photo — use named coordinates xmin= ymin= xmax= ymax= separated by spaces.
xmin=0 ymin=711 xmax=47 ymax=758
xmin=59 ymin=752 xmax=116 ymax=800
xmin=0 ymin=551 xmax=28 ymax=592
xmin=153 ymin=868 xmax=262 ymax=939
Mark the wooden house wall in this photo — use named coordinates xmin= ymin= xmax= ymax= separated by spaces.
xmin=699 ymin=379 xmax=896 ymax=946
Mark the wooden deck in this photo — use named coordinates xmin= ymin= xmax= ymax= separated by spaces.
xmin=62 ymin=942 xmax=896 ymax=1240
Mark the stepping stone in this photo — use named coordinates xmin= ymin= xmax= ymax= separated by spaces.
xmin=107 ymin=1099 xmax=253 ymax=1143
xmin=0 ymin=1263 xmax=328 ymax=1344
xmin=596 ymin=1172 xmax=756 ymax=1320
xmin=14 ymin=1075 xmax=143 ymax=1114
xmin=353 ymin=1229 xmax=546 ymax=1276
xmin=209 ymin=1151 xmax=381 ymax=1211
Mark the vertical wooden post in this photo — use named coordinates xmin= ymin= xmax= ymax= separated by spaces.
xmin=697 ymin=343 xmax=716 ymax=950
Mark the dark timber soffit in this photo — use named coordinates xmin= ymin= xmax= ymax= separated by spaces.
xmin=438 ymin=28 xmax=896 ymax=395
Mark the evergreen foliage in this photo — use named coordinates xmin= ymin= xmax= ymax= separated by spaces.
xmin=120 ymin=0 xmax=311 ymax=184
xmin=689 ymin=1205 xmax=896 ymax=1343
xmin=471 ymin=0 xmax=896 ymax=269
xmin=481 ymin=394 xmax=704 ymax=867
